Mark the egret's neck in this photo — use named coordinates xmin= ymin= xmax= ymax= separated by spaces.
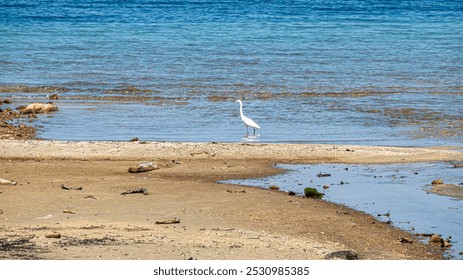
xmin=238 ymin=102 xmax=244 ymax=117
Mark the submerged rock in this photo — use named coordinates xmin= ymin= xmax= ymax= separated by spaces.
xmin=428 ymin=234 xmax=442 ymax=243
xmin=431 ymin=179 xmax=444 ymax=185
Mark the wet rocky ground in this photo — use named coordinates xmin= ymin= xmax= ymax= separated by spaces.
xmin=0 ymin=99 xmax=36 ymax=140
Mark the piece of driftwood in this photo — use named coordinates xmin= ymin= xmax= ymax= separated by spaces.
xmin=121 ymin=188 xmax=148 ymax=195
xmin=45 ymin=233 xmax=61 ymax=239
xmin=128 ymin=162 xmax=159 ymax=173
xmin=212 ymin=227 xmax=235 ymax=231
xmin=155 ymin=218 xmax=180 ymax=225
xmin=61 ymin=184 xmax=82 ymax=190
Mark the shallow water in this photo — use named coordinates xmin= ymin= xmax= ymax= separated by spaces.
xmin=225 ymin=162 xmax=463 ymax=259
xmin=4 ymin=92 xmax=463 ymax=148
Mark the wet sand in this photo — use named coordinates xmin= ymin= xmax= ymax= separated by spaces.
xmin=1 ymin=140 xmax=462 ymax=260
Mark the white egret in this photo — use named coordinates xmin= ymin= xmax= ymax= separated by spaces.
xmin=236 ymin=99 xmax=261 ymax=135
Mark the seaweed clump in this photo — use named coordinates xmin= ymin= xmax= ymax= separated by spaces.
xmin=304 ymin=187 xmax=324 ymax=199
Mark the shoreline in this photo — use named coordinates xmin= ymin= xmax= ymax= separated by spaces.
xmin=1 ymin=140 xmax=462 ymax=260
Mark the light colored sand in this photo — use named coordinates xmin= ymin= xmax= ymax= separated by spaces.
xmin=1 ymin=140 xmax=462 ymax=260
xmin=1 ymin=140 xmax=462 ymax=162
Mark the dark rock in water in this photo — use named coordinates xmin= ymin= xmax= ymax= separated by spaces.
xmin=441 ymin=238 xmax=452 ymax=248
xmin=288 ymin=191 xmax=296 ymax=196
xmin=317 ymin=172 xmax=331 ymax=178
xmin=304 ymin=187 xmax=324 ymax=199
xmin=324 ymin=250 xmax=359 ymax=260
xmin=48 ymin=93 xmax=59 ymax=100
xmin=428 ymin=234 xmax=442 ymax=243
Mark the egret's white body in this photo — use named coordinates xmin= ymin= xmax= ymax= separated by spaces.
xmin=236 ymin=99 xmax=260 ymax=135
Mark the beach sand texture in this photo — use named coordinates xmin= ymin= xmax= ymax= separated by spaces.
xmin=1 ymin=140 xmax=462 ymax=260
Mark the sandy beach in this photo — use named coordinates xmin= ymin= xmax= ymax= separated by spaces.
xmin=1 ymin=140 xmax=462 ymax=260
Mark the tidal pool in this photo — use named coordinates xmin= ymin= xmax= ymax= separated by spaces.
xmin=225 ymin=162 xmax=463 ymax=259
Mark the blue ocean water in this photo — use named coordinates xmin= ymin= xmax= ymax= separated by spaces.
xmin=1 ymin=0 xmax=462 ymax=144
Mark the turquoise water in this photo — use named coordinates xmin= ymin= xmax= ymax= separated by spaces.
xmin=1 ymin=0 xmax=462 ymax=144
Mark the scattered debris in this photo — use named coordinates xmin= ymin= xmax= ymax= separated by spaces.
xmin=400 ymin=237 xmax=413 ymax=244
xmin=0 ymin=178 xmax=17 ymax=185
xmin=128 ymin=162 xmax=159 ymax=173
xmin=212 ymin=227 xmax=235 ymax=231
xmin=61 ymin=184 xmax=82 ymax=190
xmin=130 ymin=137 xmax=139 ymax=142
xmin=121 ymin=188 xmax=149 ymax=195
xmin=155 ymin=218 xmax=180 ymax=225
xmin=324 ymin=250 xmax=359 ymax=260
xmin=304 ymin=187 xmax=324 ymax=199
xmin=45 ymin=233 xmax=61 ymax=239
xmin=377 ymin=211 xmax=391 ymax=223
xmin=84 ymin=195 xmax=98 ymax=200
xmin=322 ymin=185 xmax=330 ymax=189
xmin=63 ymin=209 xmax=76 ymax=214
xmin=269 ymin=185 xmax=280 ymax=191
xmin=227 ymin=189 xmax=246 ymax=193
xmin=317 ymin=172 xmax=331 ymax=178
